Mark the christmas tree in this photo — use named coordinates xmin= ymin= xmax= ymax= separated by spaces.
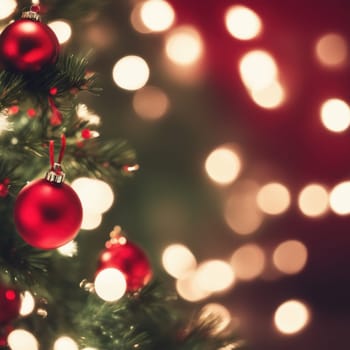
xmin=0 ymin=1 xmax=244 ymax=349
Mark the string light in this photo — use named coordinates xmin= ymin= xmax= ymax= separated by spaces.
xmin=94 ymin=268 xmax=127 ymax=302
xmin=250 ymin=81 xmax=286 ymax=109
xmin=0 ymin=0 xmax=17 ymax=20
xmin=176 ymin=271 xmax=211 ymax=302
xmin=320 ymin=98 xmax=350 ymax=132
xmin=7 ymin=329 xmax=39 ymax=350
xmin=298 ymin=184 xmax=329 ymax=217
xmin=53 ymin=336 xmax=79 ymax=350
xmin=48 ymin=20 xmax=72 ymax=44
xmin=329 ymin=181 xmax=350 ymax=215
xmin=140 ymin=0 xmax=175 ymax=32
xmin=19 ymin=291 xmax=35 ymax=316
xmin=81 ymin=211 xmax=103 ymax=230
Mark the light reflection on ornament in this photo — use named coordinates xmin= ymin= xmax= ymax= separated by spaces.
xmin=53 ymin=336 xmax=79 ymax=350
xmin=94 ymin=268 xmax=127 ymax=302
xmin=298 ymin=184 xmax=329 ymax=217
xmin=162 ymin=243 xmax=197 ymax=279
xmin=48 ymin=20 xmax=72 ymax=44
xmin=112 ymin=55 xmax=150 ymax=91
xmin=19 ymin=291 xmax=35 ymax=316
xmin=140 ymin=0 xmax=175 ymax=32
xmin=329 ymin=181 xmax=350 ymax=215
xmin=0 ymin=0 xmax=17 ymax=20
xmin=7 ymin=329 xmax=39 ymax=350
xmin=273 ymin=240 xmax=308 ymax=275
xmin=320 ymin=98 xmax=350 ymax=133
xmin=274 ymin=300 xmax=310 ymax=335
xmin=315 ymin=32 xmax=348 ymax=68
xmin=225 ymin=5 xmax=262 ymax=40
xmin=250 ymin=80 xmax=286 ymax=109
xmin=165 ymin=26 xmax=203 ymax=65
xmin=257 ymin=182 xmax=291 ymax=215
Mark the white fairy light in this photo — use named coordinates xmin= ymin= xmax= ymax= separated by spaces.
xmin=76 ymin=104 xmax=101 ymax=125
xmin=94 ymin=268 xmax=127 ymax=302
xmin=7 ymin=329 xmax=39 ymax=350
xmin=57 ymin=240 xmax=78 ymax=257
xmin=48 ymin=20 xmax=72 ymax=44
xmin=53 ymin=336 xmax=79 ymax=350
xmin=19 ymin=291 xmax=35 ymax=316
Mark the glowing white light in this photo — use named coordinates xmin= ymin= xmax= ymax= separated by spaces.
xmin=257 ymin=182 xmax=291 ymax=215
xmin=230 ymin=244 xmax=265 ymax=280
xmin=133 ymin=85 xmax=170 ymax=120
xmin=20 ymin=291 xmax=35 ymax=316
xmin=0 ymin=0 xmax=17 ymax=20
xmin=112 ymin=55 xmax=150 ymax=91
xmin=53 ymin=336 xmax=79 ymax=350
xmin=274 ymin=300 xmax=310 ymax=335
xmin=0 ymin=111 xmax=12 ymax=135
xmin=225 ymin=5 xmax=262 ymax=40
xmin=176 ymin=271 xmax=211 ymax=302
xmin=94 ymin=268 xmax=127 ymax=302
xmin=48 ymin=20 xmax=72 ymax=44
xmin=140 ymin=0 xmax=175 ymax=32
xmin=239 ymin=50 xmax=278 ymax=91
xmin=7 ymin=329 xmax=39 ymax=350
xmin=250 ymin=81 xmax=286 ymax=109
xmin=82 ymin=348 xmax=98 ymax=350
xmin=315 ymin=33 xmax=348 ymax=68
xmin=162 ymin=243 xmax=197 ymax=279
xmin=298 ymin=184 xmax=329 ymax=217
xmin=81 ymin=211 xmax=103 ymax=230
xmin=165 ymin=26 xmax=203 ymax=65
xmin=320 ymin=98 xmax=350 ymax=132
xmin=76 ymin=104 xmax=101 ymax=125
xmin=195 ymin=260 xmax=235 ymax=293
xmin=57 ymin=240 xmax=78 ymax=257
xmin=199 ymin=303 xmax=231 ymax=334
xmin=273 ymin=240 xmax=308 ymax=275
xmin=329 ymin=181 xmax=350 ymax=215
xmin=205 ymin=147 xmax=242 ymax=185
xmin=71 ymin=177 xmax=114 ymax=214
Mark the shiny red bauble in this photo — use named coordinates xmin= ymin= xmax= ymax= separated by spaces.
xmin=14 ymin=179 xmax=82 ymax=249
xmin=0 ymin=284 xmax=20 ymax=326
xmin=0 ymin=19 xmax=59 ymax=73
xmin=97 ymin=238 xmax=152 ymax=291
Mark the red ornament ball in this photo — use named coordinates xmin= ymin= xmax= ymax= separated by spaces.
xmin=97 ymin=238 xmax=152 ymax=291
xmin=0 ymin=284 xmax=20 ymax=326
xmin=0 ymin=19 xmax=59 ymax=73
xmin=14 ymin=179 xmax=83 ymax=249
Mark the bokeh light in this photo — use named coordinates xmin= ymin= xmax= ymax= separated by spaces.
xmin=81 ymin=211 xmax=103 ymax=230
xmin=199 ymin=303 xmax=231 ymax=334
xmin=20 ymin=291 xmax=35 ymax=317
xmin=112 ymin=55 xmax=150 ymax=91
xmin=53 ymin=336 xmax=79 ymax=350
xmin=165 ymin=26 xmax=204 ymax=65
xmin=205 ymin=146 xmax=242 ymax=185
xmin=194 ymin=260 xmax=235 ymax=293
xmin=329 ymin=181 xmax=350 ymax=215
xmin=250 ymin=81 xmax=286 ymax=109
xmin=230 ymin=244 xmax=266 ymax=280
xmin=162 ymin=243 xmax=197 ymax=279
xmin=225 ymin=5 xmax=262 ymax=40
xmin=133 ymin=85 xmax=170 ymax=120
xmin=273 ymin=240 xmax=308 ymax=275
xmin=320 ymin=98 xmax=350 ymax=132
xmin=274 ymin=300 xmax=310 ymax=335
xmin=176 ymin=271 xmax=211 ymax=302
xmin=57 ymin=240 xmax=78 ymax=257
xmin=71 ymin=177 xmax=114 ymax=214
xmin=140 ymin=0 xmax=175 ymax=32
xmin=48 ymin=20 xmax=72 ymax=44
xmin=225 ymin=181 xmax=264 ymax=235
xmin=298 ymin=183 xmax=329 ymax=217
xmin=315 ymin=33 xmax=348 ymax=68
xmin=94 ymin=268 xmax=127 ymax=302
xmin=239 ymin=50 xmax=278 ymax=91
xmin=0 ymin=0 xmax=17 ymax=20
xmin=257 ymin=182 xmax=291 ymax=215
xmin=7 ymin=329 xmax=39 ymax=350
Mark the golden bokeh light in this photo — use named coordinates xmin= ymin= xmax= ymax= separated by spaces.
xmin=205 ymin=146 xmax=242 ymax=185
xmin=133 ymin=85 xmax=170 ymax=120
xmin=225 ymin=181 xmax=264 ymax=235
xmin=94 ymin=268 xmax=127 ymax=302
xmin=140 ymin=0 xmax=175 ymax=32
xmin=256 ymin=182 xmax=291 ymax=215
xmin=273 ymin=240 xmax=308 ymax=275
xmin=81 ymin=211 xmax=103 ymax=230
xmin=48 ymin=20 xmax=72 ymax=44
xmin=315 ymin=33 xmax=348 ymax=68
xmin=225 ymin=5 xmax=262 ymax=40
xmin=176 ymin=271 xmax=211 ymax=302
xmin=112 ymin=55 xmax=150 ymax=91
xmin=162 ymin=243 xmax=197 ymax=279
xmin=274 ymin=300 xmax=310 ymax=335
xmin=194 ymin=260 xmax=235 ymax=293
xmin=239 ymin=50 xmax=278 ymax=91
xmin=230 ymin=244 xmax=266 ymax=280
xmin=53 ymin=336 xmax=79 ymax=350
xmin=7 ymin=329 xmax=39 ymax=350
xmin=320 ymin=98 xmax=350 ymax=133
xmin=250 ymin=80 xmax=286 ymax=109
xmin=0 ymin=0 xmax=17 ymax=20
xmin=298 ymin=183 xmax=329 ymax=217
xmin=165 ymin=26 xmax=204 ymax=65
xmin=199 ymin=303 xmax=232 ymax=334
xmin=20 ymin=291 xmax=35 ymax=317
xmin=329 ymin=181 xmax=350 ymax=215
